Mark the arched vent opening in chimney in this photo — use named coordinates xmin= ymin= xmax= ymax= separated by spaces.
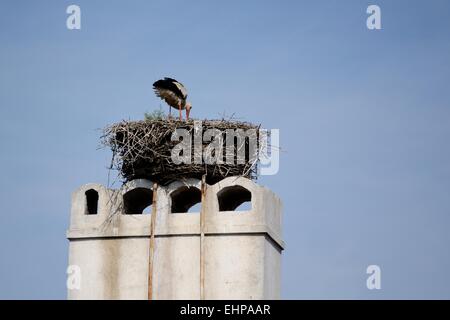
xmin=85 ymin=189 xmax=99 ymax=215
xmin=217 ymin=185 xmax=252 ymax=212
xmin=123 ymin=188 xmax=153 ymax=215
xmin=171 ymin=186 xmax=201 ymax=213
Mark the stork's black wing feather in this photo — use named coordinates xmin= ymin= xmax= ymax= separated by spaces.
xmin=153 ymin=78 xmax=187 ymax=99
xmin=164 ymin=77 xmax=179 ymax=83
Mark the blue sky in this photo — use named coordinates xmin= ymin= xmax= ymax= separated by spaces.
xmin=1 ymin=0 xmax=450 ymax=299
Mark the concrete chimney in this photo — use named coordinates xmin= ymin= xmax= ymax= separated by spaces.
xmin=67 ymin=176 xmax=283 ymax=299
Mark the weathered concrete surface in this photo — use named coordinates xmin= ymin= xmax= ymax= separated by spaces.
xmin=67 ymin=177 xmax=283 ymax=300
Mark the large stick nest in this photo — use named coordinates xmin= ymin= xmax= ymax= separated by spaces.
xmin=101 ymin=119 xmax=261 ymax=185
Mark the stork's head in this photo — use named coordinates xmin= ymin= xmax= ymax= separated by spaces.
xmin=186 ymin=102 xmax=192 ymax=120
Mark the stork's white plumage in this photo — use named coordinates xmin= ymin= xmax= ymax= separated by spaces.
xmin=153 ymin=77 xmax=192 ymax=120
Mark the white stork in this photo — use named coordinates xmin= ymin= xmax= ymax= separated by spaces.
xmin=153 ymin=77 xmax=192 ymax=120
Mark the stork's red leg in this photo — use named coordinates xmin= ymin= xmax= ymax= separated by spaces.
xmin=179 ymin=105 xmax=182 ymax=120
